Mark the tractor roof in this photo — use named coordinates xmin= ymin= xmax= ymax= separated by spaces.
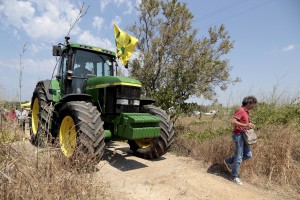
xmin=69 ymin=42 xmax=116 ymax=57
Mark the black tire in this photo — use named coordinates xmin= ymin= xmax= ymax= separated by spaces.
xmin=128 ymin=105 xmax=175 ymax=159
xmin=30 ymin=86 xmax=52 ymax=146
xmin=57 ymin=101 xmax=105 ymax=166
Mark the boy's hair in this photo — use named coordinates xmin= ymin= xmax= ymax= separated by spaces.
xmin=242 ymin=96 xmax=257 ymax=106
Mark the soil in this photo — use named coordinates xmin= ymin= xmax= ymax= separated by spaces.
xmin=12 ymin=131 xmax=299 ymax=200
xmin=98 ymin=141 xmax=299 ymax=200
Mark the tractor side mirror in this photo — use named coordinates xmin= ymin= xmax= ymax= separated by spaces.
xmin=56 ymin=74 xmax=62 ymax=80
xmin=52 ymin=45 xmax=62 ymax=56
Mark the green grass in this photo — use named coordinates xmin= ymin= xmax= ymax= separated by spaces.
xmin=181 ymin=126 xmax=232 ymax=143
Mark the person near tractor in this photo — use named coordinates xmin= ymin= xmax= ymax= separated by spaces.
xmin=224 ymin=96 xmax=257 ymax=185
xmin=17 ymin=108 xmax=28 ymax=132
xmin=72 ymin=61 xmax=92 ymax=93
xmin=15 ymin=109 xmax=21 ymax=120
xmin=5 ymin=108 xmax=16 ymax=122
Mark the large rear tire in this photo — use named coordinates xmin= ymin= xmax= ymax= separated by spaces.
xmin=57 ymin=101 xmax=105 ymax=166
xmin=30 ymin=86 xmax=51 ymax=146
xmin=128 ymin=105 xmax=175 ymax=159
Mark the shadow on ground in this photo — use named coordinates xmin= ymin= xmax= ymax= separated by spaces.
xmin=207 ymin=163 xmax=231 ymax=181
xmin=101 ymin=141 xmax=166 ymax=172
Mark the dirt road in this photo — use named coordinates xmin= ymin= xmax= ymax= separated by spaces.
xmin=97 ymin=141 xmax=295 ymax=200
xmin=11 ymin=138 xmax=297 ymax=200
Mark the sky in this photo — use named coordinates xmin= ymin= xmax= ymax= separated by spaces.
xmin=0 ymin=0 xmax=299 ymax=106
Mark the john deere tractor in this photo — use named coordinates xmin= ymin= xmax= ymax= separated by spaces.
xmin=30 ymin=36 xmax=174 ymax=164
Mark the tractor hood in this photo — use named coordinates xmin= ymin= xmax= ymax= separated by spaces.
xmin=86 ymin=76 xmax=141 ymax=89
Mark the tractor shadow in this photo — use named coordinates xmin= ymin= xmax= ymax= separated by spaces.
xmin=101 ymin=141 xmax=165 ymax=172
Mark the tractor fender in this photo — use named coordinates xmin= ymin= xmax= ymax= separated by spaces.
xmin=140 ymin=98 xmax=156 ymax=107
xmin=36 ymin=80 xmax=53 ymax=101
xmin=59 ymin=93 xmax=92 ymax=104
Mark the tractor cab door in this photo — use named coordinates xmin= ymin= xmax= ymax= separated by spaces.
xmin=56 ymin=53 xmax=69 ymax=95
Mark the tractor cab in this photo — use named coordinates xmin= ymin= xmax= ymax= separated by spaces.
xmin=53 ymin=39 xmax=117 ymax=95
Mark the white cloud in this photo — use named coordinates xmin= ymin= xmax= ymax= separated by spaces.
xmin=77 ymin=31 xmax=114 ymax=51
xmin=283 ymin=44 xmax=295 ymax=52
xmin=0 ymin=0 xmax=82 ymax=40
xmin=101 ymin=0 xmax=134 ymax=15
xmin=13 ymin=29 xmax=20 ymax=40
xmin=92 ymin=16 xmax=104 ymax=32
xmin=112 ymin=16 xmax=122 ymax=26
xmin=0 ymin=0 xmax=35 ymax=29
xmin=100 ymin=0 xmax=110 ymax=12
xmin=123 ymin=1 xmax=134 ymax=15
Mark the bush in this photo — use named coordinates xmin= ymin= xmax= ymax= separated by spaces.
xmin=252 ymin=103 xmax=300 ymax=130
xmin=181 ymin=126 xmax=231 ymax=143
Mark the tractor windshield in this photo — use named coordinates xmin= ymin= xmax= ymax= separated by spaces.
xmin=74 ymin=49 xmax=114 ymax=77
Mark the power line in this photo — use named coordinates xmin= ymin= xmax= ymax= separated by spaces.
xmin=199 ymin=0 xmax=276 ymax=30
xmin=197 ymin=0 xmax=246 ymax=22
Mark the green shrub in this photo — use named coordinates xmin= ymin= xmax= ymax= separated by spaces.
xmin=181 ymin=126 xmax=232 ymax=143
xmin=252 ymin=103 xmax=300 ymax=130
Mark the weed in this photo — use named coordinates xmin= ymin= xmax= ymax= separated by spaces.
xmin=173 ymin=103 xmax=300 ymax=192
xmin=0 ymin=120 xmax=108 ymax=200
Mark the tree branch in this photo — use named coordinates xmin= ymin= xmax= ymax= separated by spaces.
xmin=18 ymin=43 xmax=27 ymax=103
xmin=66 ymin=3 xmax=90 ymax=37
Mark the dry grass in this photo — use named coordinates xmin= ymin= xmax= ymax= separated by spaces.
xmin=0 ymin=121 xmax=108 ymax=200
xmin=172 ymin=113 xmax=300 ymax=193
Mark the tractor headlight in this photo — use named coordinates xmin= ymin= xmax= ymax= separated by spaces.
xmin=116 ymin=99 xmax=129 ymax=105
xmin=133 ymin=100 xmax=140 ymax=106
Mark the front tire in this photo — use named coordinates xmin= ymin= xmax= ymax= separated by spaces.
xmin=58 ymin=101 xmax=105 ymax=166
xmin=30 ymin=86 xmax=50 ymax=146
xmin=128 ymin=105 xmax=175 ymax=159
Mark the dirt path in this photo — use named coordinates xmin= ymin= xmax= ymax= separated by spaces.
xmin=11 ymin=135 xmax=298 ymax=200
xmin=97 ymin=141 xmax=295 ymax=200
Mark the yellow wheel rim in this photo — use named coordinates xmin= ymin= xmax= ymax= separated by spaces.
xmin=32 ymin=98 xmax=39 ymax=135
xmin=135 ymin=138 xmax=153 ymax=149
xmin=59 ymin=116 xmax=77 ymax=158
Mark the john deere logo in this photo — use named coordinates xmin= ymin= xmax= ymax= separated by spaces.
xmin=129 ymin=99 xmax=134 ymax=105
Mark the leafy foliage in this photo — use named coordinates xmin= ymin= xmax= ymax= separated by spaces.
xmin=182 ymin=126 xmax=232 ymax=143
xmin=128 ymin=0 xmax=238 ymax=117
xmin=252 ymin=102 xmax=300 ymax=130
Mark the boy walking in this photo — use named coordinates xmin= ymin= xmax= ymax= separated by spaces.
xmin=224 ymin=96 xmax=257 ymax=185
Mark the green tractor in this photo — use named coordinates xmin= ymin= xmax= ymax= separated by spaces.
xmin=30 ymin=36 xmax=174 ymax=164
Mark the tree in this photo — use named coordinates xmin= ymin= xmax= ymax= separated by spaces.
xmin=128 ymin=0 xmax=239 ymax=118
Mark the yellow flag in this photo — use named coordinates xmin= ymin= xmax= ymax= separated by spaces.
xmin=114 ymin=23 xmax=138 ymax=66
